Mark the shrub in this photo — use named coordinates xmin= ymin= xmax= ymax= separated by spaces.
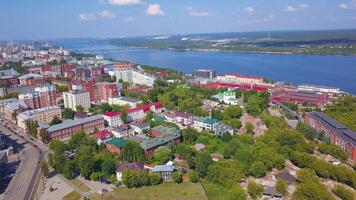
xmin=247 ymin=181 xmax=264 ymax=200
xmin=173 ymin=171 xmax=183 ymax=184
xmin=332 ymin=184 xmax=354 ymax=200
xmin=188 ymin=170 xmax=199 ymax=183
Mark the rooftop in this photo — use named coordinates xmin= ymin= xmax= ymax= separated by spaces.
xmin=152 ymin=165 xmax=176 ymax=172
xmin=116 ymin=162 xmax=144 ymax=172
xmin=47 ymin=115 xmax=103 ymax=133
xmin=107 ymin=137 xmax=126 ymax=149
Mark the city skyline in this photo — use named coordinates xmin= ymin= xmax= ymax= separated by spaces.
xmin=0 ymin=0 xmax=356 ymax=40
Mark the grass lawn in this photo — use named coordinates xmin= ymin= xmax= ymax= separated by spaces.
xmin=68 ymin=178 xmax=91 ymax=193
xmin=88 ymin=193 xmax=102 ymax=200
xmin=62 ymin=191 xmax=81 ymax=200
xmin=106 ymin=182 xmax=208 ymax=200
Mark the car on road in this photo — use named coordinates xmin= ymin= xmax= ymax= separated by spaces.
xmin=99 ymin=179 xmax=111 ymax=184
xmin=98 ymin=189 xmax=108 ymax=194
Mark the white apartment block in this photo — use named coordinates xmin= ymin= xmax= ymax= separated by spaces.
xmin=103 ymin=112 xmax=123 ymax=127
xmin=17 ymin=106 xmax=62 ymax=129
xmin=216 ymin=74 xmax=264 ymax=85
xmin=63 ymin=90 xmax=91 ymax=112
xmin=132 ymin=70 xmax=156 ymax=87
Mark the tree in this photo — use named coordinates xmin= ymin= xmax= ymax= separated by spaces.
xmin=75 ymin=105 xmax=84 ymax=112
xmin=25 ymin=120 xmax=39 ymax=138
xmin=276 ymin=179 xmax=287 ymax=195
xmin=122 ymin=169 xmax=150 ymax=188
xmin=194 ymin=152 xmax=213 ymax=178
xmin=245 ymin=122 xmax=254 ymax=134
xmin=149 ymin=173 xmax=162 ymax=185
xmin=228 ymin=184 xmax=247 ymax=200
xmin=318 ymin=143 xmax=349 ymax=161
xmin=78 ymin=155 xmax=94 ymax=179
xmin=182 ymin=128 xmax=198 ymax=144
xmin=247 ymin=181 xmax=264 ymax=200
xmin=221 ymin=132 xmax=232 ymax=142
xmin=39 ymin=129 xmax=50 ymax=144
xmin=227 ymin=119 xmax=242 ymax=129
xmin=100 ymin=103 xmax=112 ymax=113
xmin=249 ymin=161 xmax=267 ymax=178
xmin=154 ymin=146 xmax=172 ymax=165
xmin=223 ymin=105 xmax=243 ymax=120
xmin=63 ymin=160 xmax=77 ymax=179
xmin=63 ymin=108 xmax=75 ymax=119
xmin=188 ymin=170 xmax=199 ymax=183
xmin=120 ymin=111 xmax=128 ymax=124
xmin=101 ymin=159 xmax=116 ymax=177
xmin=172 ymin=171 xmax=183 ymax=183
xmin=40 ymin=160 xmax=49 ymax=177
xmin=332 ymin=184 xmax=354 ymax=200
xmin=50 ymin=115 xmax=62 ymax=126
xmin=121 ymin=141 xmax=145 ymax=162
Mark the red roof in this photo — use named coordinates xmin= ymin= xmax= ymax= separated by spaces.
xmin=201 ymin=82 xmax=268 ymax=92
xmin=126 ymin=102 xmax=162 ymax=114
xmin=103 ymin=111 xmax=120 ymax=117
xmin=96 ymin=129 xmax=114 ymax=140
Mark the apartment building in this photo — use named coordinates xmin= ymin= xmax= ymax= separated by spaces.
xmin=63 ymin=90 xmax=91 ymax=112
xmin=18 ymin=85 xmax=57 ymax=109
xmin=17 ymin=106 xmax=62 ymax=129
xmin=216 ymin=74 xmax=264 ymax=85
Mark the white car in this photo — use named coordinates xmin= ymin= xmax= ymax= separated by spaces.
xmin=98 ymin=189 xmax=108 ymax=194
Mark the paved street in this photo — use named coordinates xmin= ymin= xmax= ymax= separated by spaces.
xmin=0 ymin=117 xmax=47 ymax=200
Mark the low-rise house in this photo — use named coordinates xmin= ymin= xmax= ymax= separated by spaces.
xmin=112 ymin=124 xmax=134 ymax=138
xmin=105 ymin=138 xmax=126 ymax=154
xmin=212 ymin=88 xmax=238 ymax=105
xmin=43 ymin=115 xmax=104 ymax=141
xmin=240 ymin=113 xmax=268 ymax=135
xmin=108 ymin=96 xmax=142 ymax=108
xmin=133 ymin=126 xmax=181 ymax=157
xmin=194 ymin=143 xmax=206 ymax=152
xmin=165 ymin=112 xmax=194 ymax=126
xmin=274 ymin=171 xmax=297 ymax=185
xmin=152 ymin=165 xmax=176 ymax=181
xmin=263 ymin=186 xmax=282 ymax=199
xmin=194 ymin=117 xmax=219 ymax=132
xmin=96 ymin=129 xmax=114 ymax=145
xmin=116 ymin=162 xmax=144 ymax=182
xmin=201 ymin=99 xmax=219 ymax=111
xmin=214 ymin=123 xmax=234 ymax=136
xmin=103 ymin=111 xmax=122 ymax=127
xmin=130 ymin=121 xmax=150 ymax=134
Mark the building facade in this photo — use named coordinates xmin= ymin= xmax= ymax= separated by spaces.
xmin=193 ymin=69 xmax=216 ymax=80
xmin=216 ymin=74 xmax=264 ymax=85
xmin=63 ymin=90 xmax=91 ymax=112
xmin=44 ymin=115 xmax=104 ymax=141
xmin=17 ymin=106 xmax=62 ymax=129
xmin=305 ymin=112 xmax=356 ymax=160
xmin=19 ymin=85 xmax=57 ymax=109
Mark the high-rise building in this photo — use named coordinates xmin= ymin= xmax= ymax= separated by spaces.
xmin=96 ymin=82 xmax=120 ymax=102
xmin=193 ymin=69 xmax=216 ymax=80
xmin=18 ymin=85 xmax=57 ymax=109
xmin=63 ymin=90 xmax=91 ymax=112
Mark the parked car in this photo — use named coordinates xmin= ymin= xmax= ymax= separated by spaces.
xmin=98 ymin=189 xmax=108 ymax=194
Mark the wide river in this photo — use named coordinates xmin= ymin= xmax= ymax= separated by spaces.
xmin=56 ymin=39 xmax=356 ymax=94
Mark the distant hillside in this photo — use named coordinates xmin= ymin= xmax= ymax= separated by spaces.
xmin=106 ymin=29 xmax=356 ymax=55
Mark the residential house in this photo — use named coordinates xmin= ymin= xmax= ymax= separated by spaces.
xmin=108 ymin=96 xmax=142 ymax=108
xmin=116 ymin=162 xmax=144 ymax=182
xmin=194 ymin=143 xmax=206 ymax=152
xmin=165 ymin=112 xmax=194 ymax=126
xmin=152 ymin=165 xmax=176 ymax=181
xmin=194 ymin=117 xmax=219 ymax=132
xmin=105 ymin=138 xmax=126 ymax=154
xmin=214 ymin=123 xmax=234 ymax=136
xmin=130 ymin=121 xmax=150 ymax=134
xmin=112 ymin=125 xmax=134 ymax=138
xmin=103 ymin=111 xmax=122 ymax=127
xmin=96 ymin=129 xmax=114 ymax=145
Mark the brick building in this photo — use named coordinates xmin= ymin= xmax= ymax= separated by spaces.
xmin=18 ymin=85 xmax=57 ymax=109
xmin=305 ymin=112 xmax=356 ymax=160
xmin=43 ymin=115 xmax=104 ymax=141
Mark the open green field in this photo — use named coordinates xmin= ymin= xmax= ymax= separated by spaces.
xmin=62 ymin=191 xmax=81 ymax=200
xmin=68 ymin=178 xmax=91 ymax=193
xmin=105 ymin=182 xmax=208 ymax=200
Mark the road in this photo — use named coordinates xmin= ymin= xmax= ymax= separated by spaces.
xmin=0 ymin=117 xmax=47 ymax=200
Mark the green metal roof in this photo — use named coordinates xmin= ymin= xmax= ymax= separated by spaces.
xmin=107 ymin=138 xmax=126 ymax=149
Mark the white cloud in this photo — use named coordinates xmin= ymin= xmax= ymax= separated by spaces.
xmin=108 ymin=0 xmax=142 ymax=6
xmin=79 ymin=13 xmax=97 ymax=21
xmin=189 ymin=11 xmax=209 ymax=17
xmin=338 ymin=1 xmax=356 ymax=9
xmin=285 ymin=4 xmax=309 ymax=12
xmin=98 ymin=10 xmax=116 ymax=19
xmin=262 ymin=14 xmax=274 ymax=22
xmin=242 ymin=7 xmax=255 ymax=15
xmin=123 ymin=17 xmax=135 ymax=22
xmin=186 ymin=6 xmax=210 ymax=17
xmin=146 ymin=4 xmax=164 ymax=16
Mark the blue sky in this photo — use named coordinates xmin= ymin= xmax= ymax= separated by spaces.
xmin=0 ymin=0 xmax=355 ymax=40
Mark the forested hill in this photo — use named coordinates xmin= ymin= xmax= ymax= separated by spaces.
xmin=106 ymin=29 xmax=356 ymax=55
